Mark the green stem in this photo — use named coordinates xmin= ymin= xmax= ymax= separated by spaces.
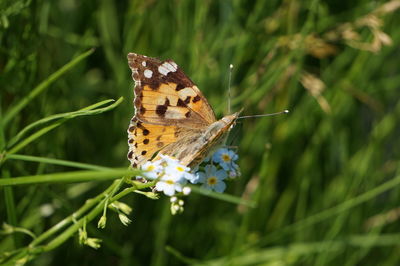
xmin=5 ymin=177 xmax=154 ymax=264
xmin=7 ymin=123 xmax=61 ymax=155
xmin=30 ymin=180 xmax=118 ymax=246
xmin=1 ymin=169 xmax=19 ymax=248
xmin=112 ymin=186 xmax=145 ymax=202
xmin=1 ymin=225 xmax=37 ymax=239
xmin=6 ymin=98 xmax=123 ymax=150
xmin=37 ymin=179 xmax=153 ymax=252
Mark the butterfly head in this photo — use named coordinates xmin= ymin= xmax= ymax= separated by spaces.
xmin=221 ymin=112 xmax=240 ymax=129
xmin=203 ymin=112 xmax=240 ymax=141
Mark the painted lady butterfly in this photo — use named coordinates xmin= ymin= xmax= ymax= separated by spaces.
xmin=127 ymin=53 xmax=239 ymax=168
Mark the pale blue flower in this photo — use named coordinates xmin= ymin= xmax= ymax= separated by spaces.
xmin=198 ymin=165 xmax=227 ymax=193
xmin=228 ymin=162 xmax=241 ymax=179
xmin=212 ymin=148 xmax=238 ymax=171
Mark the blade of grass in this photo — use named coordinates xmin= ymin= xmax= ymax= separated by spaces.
xmin=196 ymin=233 xmax=400 ymax=266
xmin=165 ymin=246 xmax=199 ymax=265
xmin=1 ymin=169 xmax=21 ymax=248
xmin=0 ymin=168 xmax=140 ymax=186
xmin=151 ymin=200 xmax=171 ymax=266
xmin=189 ymin=185 xmax=256 ymax=207
xmin=0 ymin=100 xmax=5 ymax=151
xmin=2 ymin=49 xmax=95 ymax=127
xmin=6 ymin=154 xmax=110 ymax=171
xmin=260 ymin=172 xmax=400 ymax=245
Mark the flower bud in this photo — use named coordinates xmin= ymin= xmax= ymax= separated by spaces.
xmin=118 ymin=213 xmax=132 ymax=226
xmin=97 ymin=216 xmax=107 ymax=229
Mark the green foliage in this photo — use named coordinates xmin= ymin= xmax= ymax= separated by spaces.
xmin=1 ymin=0 xmax=400 ymax=265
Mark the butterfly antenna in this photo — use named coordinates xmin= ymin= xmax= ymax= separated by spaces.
xmin=228 ymin=64 xmax=233 ymax=114
xmin=238 ymin=110 xmax=289 ymax=120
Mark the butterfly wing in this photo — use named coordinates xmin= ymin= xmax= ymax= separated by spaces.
xmin=127 ymin=53 xmax=216 ymax=127
xmin=127 ymin=117 xmax=197 ymax=167
xmin=127 ymin=53 xmax=216 ymax=167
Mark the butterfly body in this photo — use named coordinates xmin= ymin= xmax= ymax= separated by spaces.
xmin=127 ymin=53 xmax=238 ymax=168
xmin=159 ymin=113 xmax=238 ymax=167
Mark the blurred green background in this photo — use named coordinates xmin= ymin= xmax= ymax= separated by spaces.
xmin=1 ymin=0 xmax=400 ymax=265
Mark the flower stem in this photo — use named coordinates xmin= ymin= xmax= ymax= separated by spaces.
xmin=3 ymin=176 xmax=156 ymax=264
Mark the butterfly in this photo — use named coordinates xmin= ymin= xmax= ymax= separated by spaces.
xmin=127 ymin=53 xmax=239 ymax=168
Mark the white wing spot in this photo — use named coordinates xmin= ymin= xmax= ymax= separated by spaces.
xmin=170 ymin=61 xmax=177 ymax=69
xmin=178 ymin=87 xmax=197 ymax=98
xmin=165 ymin=108 xmax=186 ymax=119
xmin=144 ymin=69 xmax=153 ymax=79
xmin=158 ymin=61 xmax=177 ymax=76
xmin=158 ymin=65 xmax=169 ymax=76
xmin=142 ymin=61 xmax=147 ymax=67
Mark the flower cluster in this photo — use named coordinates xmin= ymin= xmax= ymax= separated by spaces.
xmin=140 ymin=148 xmax=240 ymax=197
xmin=140 ymin=154 xmax=196 ymax=196
xmin=211 ymin=148 xmax=240 ymax=179
xmin=195 ymin=148 xmax=240 ymax=193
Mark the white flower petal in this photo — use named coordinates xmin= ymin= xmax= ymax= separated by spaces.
xmin=155 ymin=182 xmax=166 ymax=191
xmin=184 ymin=172 xmax=198 ymax=184
xmin=163 ymin=185 xmax=176 ymax=196
xmin=174 ymin=183 xmax=183 ymax=192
